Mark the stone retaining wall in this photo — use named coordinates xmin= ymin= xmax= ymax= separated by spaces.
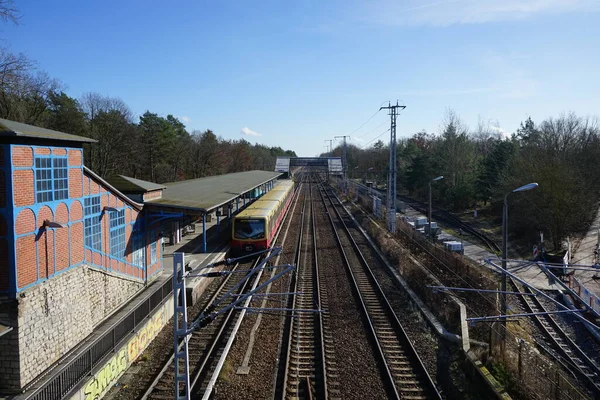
xmin=0 ymin=265 xmax=144 ymax=392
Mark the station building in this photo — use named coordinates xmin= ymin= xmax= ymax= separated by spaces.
xmin=0 ymin=118 xmax=282 ymax=394
xmin=0 ymin=119 xmax=165 ymax=391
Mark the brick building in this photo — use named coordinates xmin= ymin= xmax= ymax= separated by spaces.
xmin=0 ymin=119 xmax=163 ymax=392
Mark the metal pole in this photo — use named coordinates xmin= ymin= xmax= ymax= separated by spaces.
xmin=428 ymin=182 xmax=432 ymax=240
xmin=380 ymin=101 xmax=405 ymax=233
xmin=501 ymin=193 xmax=508 ymax=342
xmin=173 ymin=252 xmax=191 ymax=400
xmin=202 ymin=213 xmax=207 ymax=253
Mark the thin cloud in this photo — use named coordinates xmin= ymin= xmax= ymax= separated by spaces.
xmin=241 ymin=127 xmax=262 ymax=137
xmin=355 ymin=0 xmax=600 ymax=27
xmin=490 ymin=125 xmax=511 ymax=139
xmin=177 ymin=116 xmax=191 ymax=123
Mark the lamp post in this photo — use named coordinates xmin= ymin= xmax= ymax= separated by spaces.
xmin=428 ymin=176 xmax=444 ymax=240
xmin=501 ymin=182 xmax=538 ymax=332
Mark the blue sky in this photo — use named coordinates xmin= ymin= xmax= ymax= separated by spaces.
xmin=2 ymin=0 xmax=599 ymax=156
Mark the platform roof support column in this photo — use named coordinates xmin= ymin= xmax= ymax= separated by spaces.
xmin=202 ymin=213 xmax=207 ymax=253
xmin=236 ymin=197 xmax=239 ymax=212
xmin=217 ymin=211 xmax=220 ymax=235
xmin=175 ymin=221 xmax=181 ymax=244
xmin=243 ymin=194 xmax=246 ymax=207
xmin=228 ymin=203 xmax=232 ymax=219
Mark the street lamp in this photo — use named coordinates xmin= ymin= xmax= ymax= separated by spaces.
xmin=501 ymin=182 xmax=538 ymax=329
xmin=428 ymin=176 xmax=444 ymax=240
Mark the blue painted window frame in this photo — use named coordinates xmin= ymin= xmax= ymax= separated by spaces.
xmin=34 ymin=156 xmax=68 ymax=203
xmin=150 ymin=241 xmax=157 ymax=264
xmin=109 ymin=209 xmax=126 ymax=258
xmin=84 ymin=196 xmax=102 ymax=251
xmin=131 ymin=231 xmax=146 ymax=268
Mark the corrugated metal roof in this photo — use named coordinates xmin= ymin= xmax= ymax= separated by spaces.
xmin=0 ymin=118 xmax=96 ymax=143
xmin=146 ymin=170 xmax=283 ymax=213
xmin=108 ymin=175 xmax=166 ymax=193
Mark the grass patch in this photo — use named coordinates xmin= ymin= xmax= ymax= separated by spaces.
xmin=218 ymin=359 xmax=235 ymax=383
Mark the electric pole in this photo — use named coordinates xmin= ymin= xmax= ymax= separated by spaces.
xmin=380 ymin=101 xmax=406 ymax=233
xmin=324 ymin=139 xmax=333 ymax=156
xmin=335 ymin=135 xmax=349 ymax=192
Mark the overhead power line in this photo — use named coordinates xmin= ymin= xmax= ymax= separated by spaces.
xmin=361 ymin=128 xmax=390 ymax=149
xmin=341 ymin=100 xmax=388 ymax=138
xmin=358 ymin=119 xmax=388 ymax=139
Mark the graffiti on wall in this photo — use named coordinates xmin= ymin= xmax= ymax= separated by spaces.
xmin=82 ymin=309 xmax=165 ymax=400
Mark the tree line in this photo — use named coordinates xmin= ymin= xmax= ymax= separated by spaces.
xmin=327 ymin=111 xmax=600 ymax=251
xmin=0 ymin=2 xmax=295 ymax=183
xmin=0 ymin=48 xmax=296 ymax=184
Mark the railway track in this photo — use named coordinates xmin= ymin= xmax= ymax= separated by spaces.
xmin=276 ymin=179 xmax=337 ymax=399
xmin=351 ymin=181 xmax=500 ymax=253
xmin=320 ymin=183 xmax=441 ymax=399
xmin=510 ymin=277 xmax=600 ymax=394
xmin=141 ymin=259 xmax=256 ymax=399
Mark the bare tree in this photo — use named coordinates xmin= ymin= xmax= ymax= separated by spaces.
xmin=0 ymin=0 xmax=19 ymax=25
xmin=79 ymin=92 xmax=135 ymax=177
xmin=0 ymin=62 xmax=62 ymax=124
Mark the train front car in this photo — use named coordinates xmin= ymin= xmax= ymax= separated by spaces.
xmin=230 ymin=180 xmax=294 ymax=256
xmin=232 ymin=214 xmax=269 ymax=253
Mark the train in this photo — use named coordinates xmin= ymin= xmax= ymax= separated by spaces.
xmin=231 ymin=179 xmax=295 ymax=255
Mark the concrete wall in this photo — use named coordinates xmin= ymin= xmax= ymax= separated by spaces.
xmin=69 ymin=296 xmax=174 ymax=400
xmin=0 ymin=265 xmax=144 ymax=392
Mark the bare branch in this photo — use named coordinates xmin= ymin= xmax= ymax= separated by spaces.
xmin=0 ymin=0 xmax=20 ymax=25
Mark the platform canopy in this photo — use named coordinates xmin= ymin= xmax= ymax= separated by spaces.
xmin=275 ymin=156 xmax=343 ymax=175
xmin=145 ymin=170 xmax=282 ymax=214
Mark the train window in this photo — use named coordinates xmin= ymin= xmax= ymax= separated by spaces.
xmin=234 ymin=218 xmax=265 ymax=239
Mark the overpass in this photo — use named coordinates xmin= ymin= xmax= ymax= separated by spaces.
xmin=275 ymin=156 xmax=343 ymax=176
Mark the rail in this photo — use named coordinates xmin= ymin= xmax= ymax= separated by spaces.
xmin=510 ymin=277 xmax=600 ymax=394
xmin=277 ymin=180 xmax=329 ymax=399
xmin=320 ymin=183 xmax=442 ymax=399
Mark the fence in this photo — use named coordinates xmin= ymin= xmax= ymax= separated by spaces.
xmin=489 ymin=323 xmax=590 ymax=400
xmin=22 ymin=279 xmax=173 ymax=400
xmin=570 ymin=276 xmax=600 ymax=314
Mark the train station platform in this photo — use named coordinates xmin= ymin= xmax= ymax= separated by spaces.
xmin=110 ymin=170 xmax=282 ymax=254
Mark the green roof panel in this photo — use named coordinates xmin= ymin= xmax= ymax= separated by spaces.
xmin=146 ymin=170 xmax=282 ymax=213
xmin=108 ymin=175 xmax=166 ymax=193
xmin=0 ymin=118 xmax=96 ymax=143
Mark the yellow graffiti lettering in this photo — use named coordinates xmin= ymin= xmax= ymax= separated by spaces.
xmin=84 ymin=349 xmax=127 ymax=400
xmin=82 ymin=309 xmax=166 ymax=400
